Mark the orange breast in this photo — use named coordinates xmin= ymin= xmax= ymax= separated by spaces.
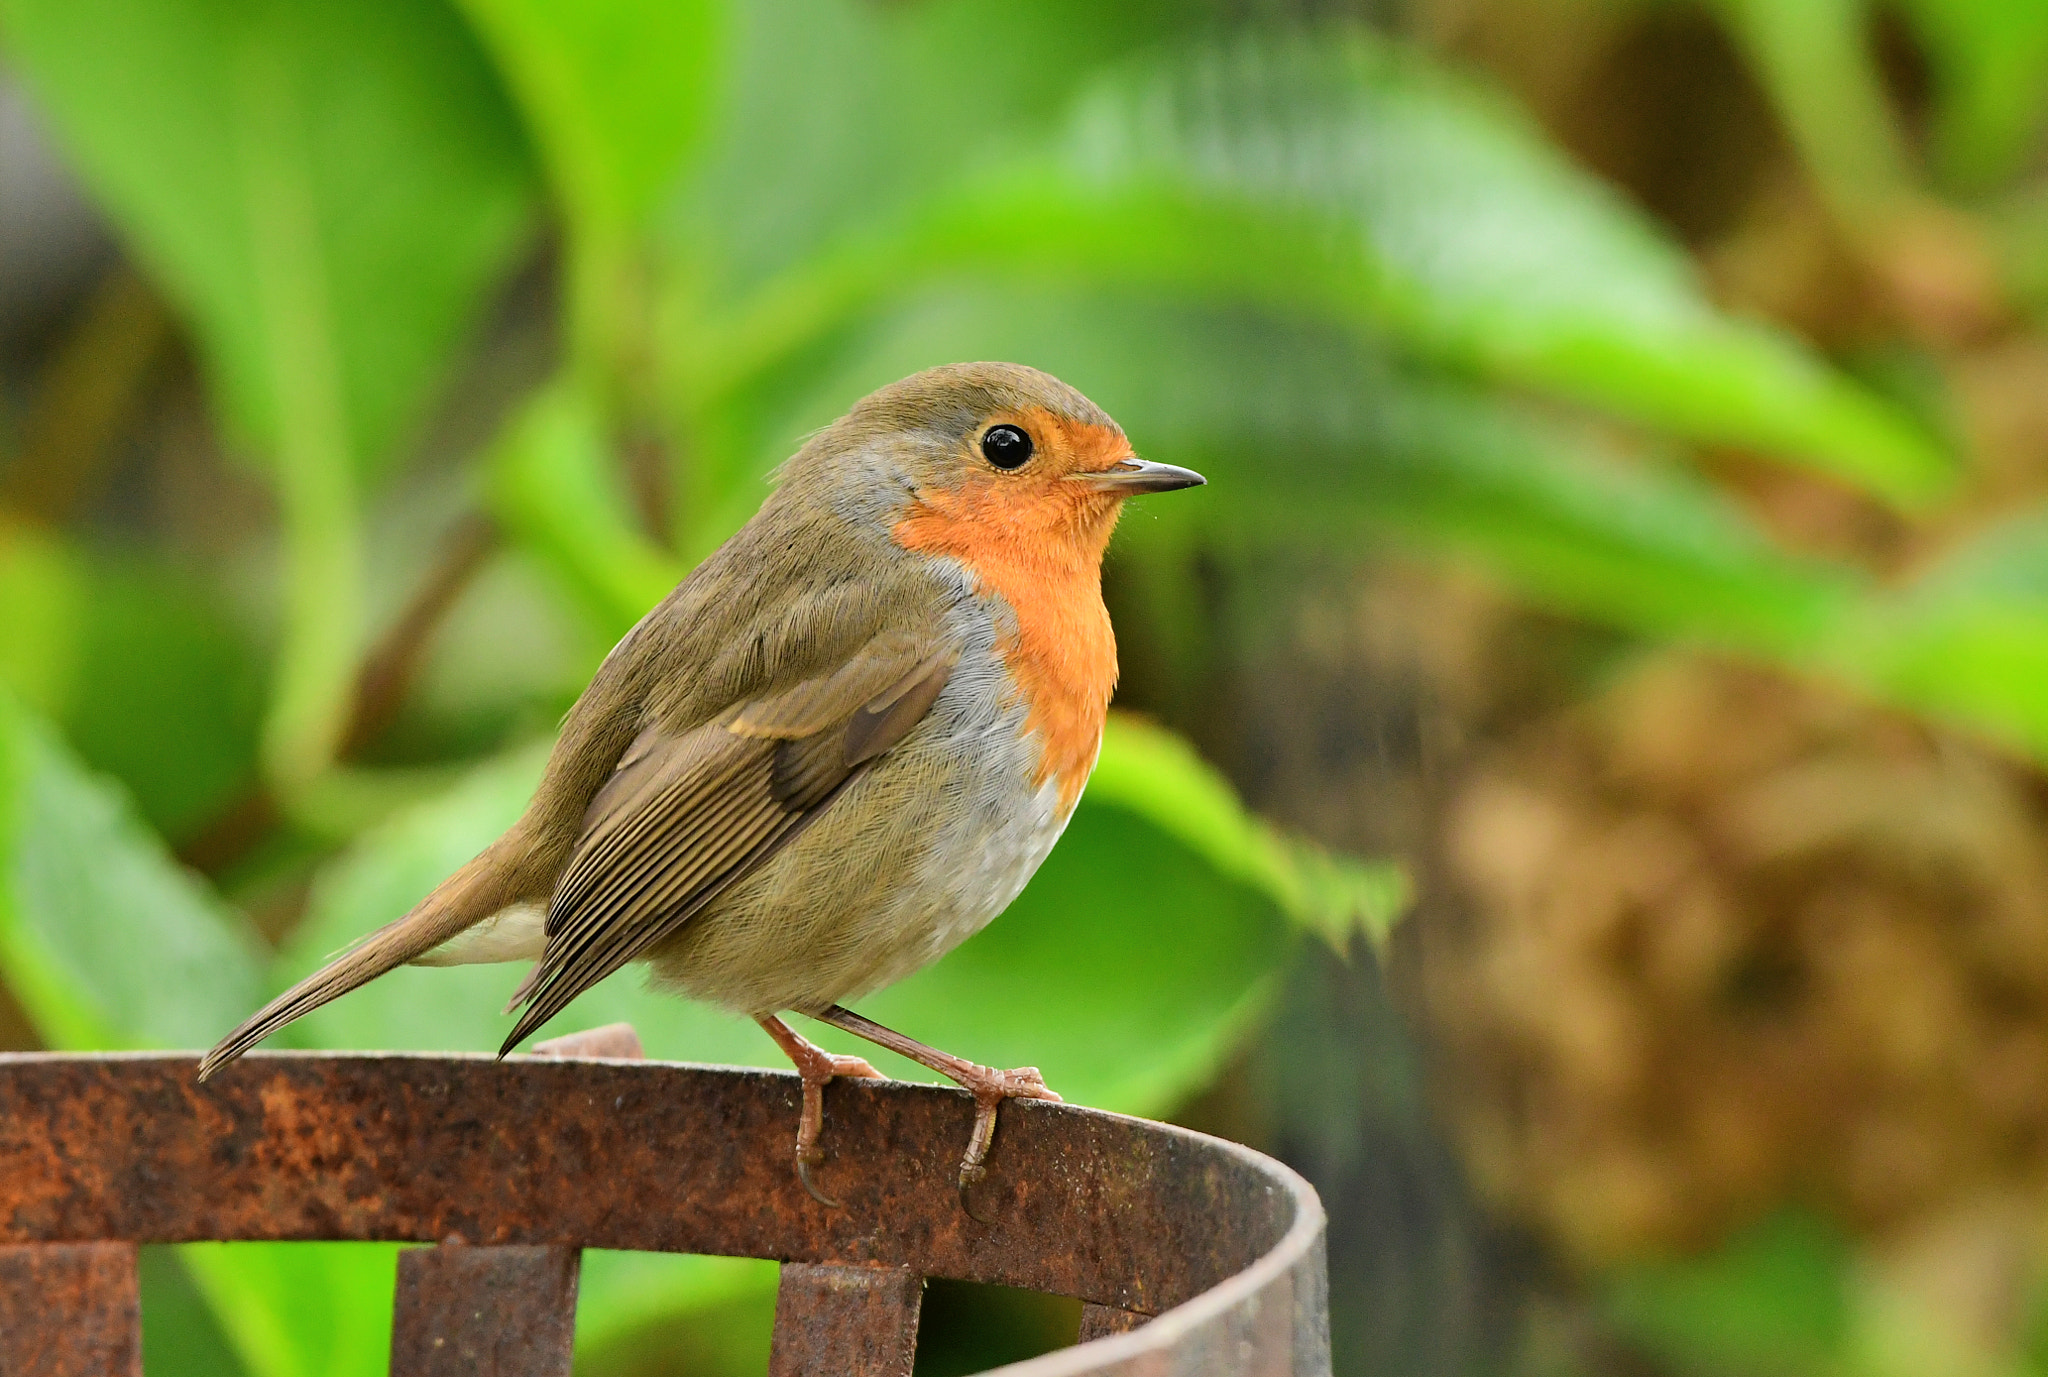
xmin=893 ymin=481 xmax=1119 ymax=812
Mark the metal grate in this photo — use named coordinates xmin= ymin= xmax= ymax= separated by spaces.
xmin=0 ymin=1027 xmax=1328 ymax=1376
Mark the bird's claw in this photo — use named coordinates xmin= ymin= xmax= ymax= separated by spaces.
xmin=954 ymin=1066 xmax=1061 ymax=1224
xmin=958 ymin=1162 xmax=994 ymax=1225
xmin=785 ymin=1048 xmax=882 ymax=1210
xmin=796 ymin=1154 xmax=841 ymax=1209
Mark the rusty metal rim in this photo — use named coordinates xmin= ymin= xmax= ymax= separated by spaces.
xmin=0 ymin=1050 xmax=1327 ymax=1372
xmin=991 ymin=1142 xmax=1325 ymax=1374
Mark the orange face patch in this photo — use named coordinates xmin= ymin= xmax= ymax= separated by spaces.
xmin=891 ymin=409 xmax=1130 ymax=810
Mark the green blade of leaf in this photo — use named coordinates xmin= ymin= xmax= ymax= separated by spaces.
xmin=1823 ymin=504 xmax=2048 ymax=760
xmin=2 ymin=0 xmax=539 ymax=805
xmin=1092 ymin=714 xmax=1407 ymax=956
xmin=450 ymin=0 xmax=721 ymax=373
xmin=1707 ymin=0 xmax=1914 ymax=218
xmin=693 ymin=28 xmax=1949 ymax=509
xmin=1349 ymin=381 xmax=1862 ymax=655
xmin=483 ymin=381 xmax=683 ymax=640
xmin=0 ymin=0 xmax=537 ymax=475
xmin=452 ymin=0 xmax=721 ymax=238
xmin=1893 ymin=0 xmax=2048 ymax=191
xmin=56 ymin=556 xmax=265 ymax=842
xmin=736 ymin=284 xmax=1861 ymax=659
xmin=179 ymin=1243 xmax=397 ymax=1377
xmin=0 ymin=525 xmax=265 ymax=841
xmin=138 ymin=1246 xmax=249 ymax=1377
xmin=0 ymin=690 xmax=266 ymax=1050
xmin=1054 ymin=29 xmax=1949 ymax=505
xmin=664 ymin=0 xmax=1221 ymax=309
xmin=1603 ymin=1211 xmax=1852 ymax=1376
xmin=0 ymin=520 xmax=84 ymax=722
xmin=1994 ymin=181 xmax=2048 ymax=319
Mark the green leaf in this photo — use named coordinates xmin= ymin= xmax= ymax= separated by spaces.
xmin=1894 ymin=0 xmax=2048 ymax=190
xmin=1092 ymin=714 xmax=1407 ymax=955
xmin=31 ymin=548 xmax=265 ymax=841
xmin=0 ymin=520 xmax=84 ymax=721
xmin=1708 ymin=0 xmax=1913 ymax=217
xmin=450 ymin=0 xmax=720 ymax=375
xmin=742 ymin=284 xmax=1860 ymax=657
xmin=692 ymin=29 xmax=1948 ymax=509
xmin=1996 ymin=181 xmax=2048 ymax=318
xmin=0 ymin=690 xmax=266 ymax=1051
xmin=1352 ymin=382 xmax=1861 ymax=655
xmin=453 ymin=0 xmax=720 ymax=238
xmin=139 ymin=1246 xmax=249 ymax=1377
xmin=484 ymin=383 xmax=683 ymax=639
xmin=0 ymin=694 xmax=397 ymax=1377
xmin=1047 ymin=29 xmax=1948 ymax=506
xmin=180 ymin=1243 xmax=397 ymax=1377
xmin=666 ymin=0 xmax=1209 ymax=308
xmin=1824 ymin=505 xmax=2048 ymax=759
xmin=1 ymin=0 xmax=540 ymax=805
xmin=1604 ymin=1211 xmax=1852 ymax=1377
xmin=0 ymin=0 xmax=537 ymax=475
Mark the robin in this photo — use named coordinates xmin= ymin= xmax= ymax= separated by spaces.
xmin=197 ymin=362 xmax=1204 ymax=1209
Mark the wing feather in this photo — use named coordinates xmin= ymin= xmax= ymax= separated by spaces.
xmin=500 ymin=636 xmax=958 ymax=1050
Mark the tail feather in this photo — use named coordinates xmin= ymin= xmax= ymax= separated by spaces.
xmin=196 ymin=847 xmax=529 ymax=1080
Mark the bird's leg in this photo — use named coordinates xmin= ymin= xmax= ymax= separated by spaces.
xmin=816 ymin=1004 xmax=1061 ymax=1215
xmin=755 ymin=1013 xmax=881 ymax=1208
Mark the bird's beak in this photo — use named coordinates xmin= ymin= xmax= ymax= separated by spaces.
xmin=1073 ymin=457 xmax=1207 ymax=494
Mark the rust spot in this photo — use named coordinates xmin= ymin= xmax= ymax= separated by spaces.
xmin=392 ymin=1242 xmax=578 ymax=1375
xmin=0 ymin=1241 xmax=140 ymax=1375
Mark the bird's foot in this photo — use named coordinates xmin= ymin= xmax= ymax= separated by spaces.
xmin=792 ymin=1047 xmax=884 ymax=1208
xmin=949 ymin=1064 xmax=1062 ymax=1222
xmin=809 ymin=1006 xmax=1064 ymax=1220
xmin=757 ymin=1014 xmax=880 ymax=1208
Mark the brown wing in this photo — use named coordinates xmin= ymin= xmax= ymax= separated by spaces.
xmin=499 ymin=634 xmax=956 ymax=1051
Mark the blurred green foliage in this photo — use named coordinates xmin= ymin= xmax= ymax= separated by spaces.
xmin=2 ymin=0 xmax=2048 ymax=1371
xmin=1602 ymin=1213 xmax=1853 ymax=1377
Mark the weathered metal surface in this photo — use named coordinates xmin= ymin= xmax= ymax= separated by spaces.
xmin=1076 ymin=1302 xmax=1148 ymax=1342
xmin=0 ymin=1241 xmax=141 ymax=1376
xmin=769 ymin=1262 xmax=922 ymax=1377
xmin=1041 ymin=1230 xmax=1329 ymax=1377
xmin=0 ymin=1052 xmax=1329 ymax=1376
xmin=390 ymin=1243 xmax=579 ymax=1377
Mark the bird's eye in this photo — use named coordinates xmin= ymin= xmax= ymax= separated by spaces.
xmin=980 ymin=424 xmax=1033 ymax=470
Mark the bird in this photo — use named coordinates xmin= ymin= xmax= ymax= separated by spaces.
xmin=197 ymin=362 xmax=1204 ymax=1210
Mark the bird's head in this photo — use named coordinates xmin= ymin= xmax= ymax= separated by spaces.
xmin=784 ymin=362 xmax=1203 ymax=574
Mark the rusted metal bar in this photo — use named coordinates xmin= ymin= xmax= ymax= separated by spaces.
xmin=390 ymin=1242 xmax=579 ymax=1377
xmin=0 ymin=1052 xmax=1330 ymax=1376
xmin=769 ymin=1262 xmax=922 ymax=1377
xmin=0 ymin=1054 xmax=1269 ymax=1308
xmin=0 ymin=1241 xmax=141 ymax=1377
xmin=1077 ymin=1302 xmax=1148 ymax=1341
